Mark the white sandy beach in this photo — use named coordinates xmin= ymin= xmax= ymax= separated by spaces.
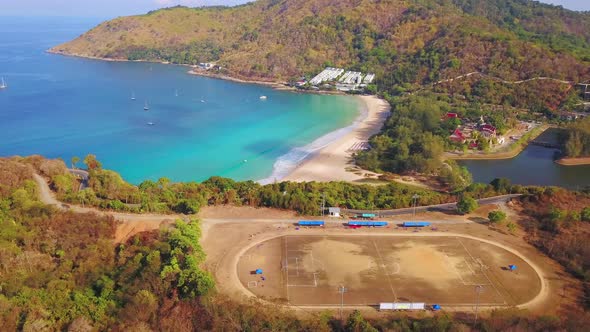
xmin=281 ymin=95 xmax=390 ymax=182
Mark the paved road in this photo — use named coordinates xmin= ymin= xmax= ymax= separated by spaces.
xmin=68 ymin=168 xmax=89 ymax=190
xmin=343 ymin=194 xmax=522 ymax=217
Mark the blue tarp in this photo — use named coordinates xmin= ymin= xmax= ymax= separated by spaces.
xmin=509 ymin=264 xmax=517 ymax=271
xmin=298 ymin=220 xmax=325 ymax=226
xmin=255 ymin=269 xmax=263 ymax=274
xmin=348 ymin=221 xmax=388 ymax=227
xmin=432 ymin=304 xmax=441 ymax=311
xmin=403 ymin=222 xmax=432 ymax=227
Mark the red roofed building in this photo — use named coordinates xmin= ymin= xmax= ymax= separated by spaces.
xmin=446 ymin=112 xmax=459 ymax=118
xmin=479 ymin=124 xmax=497 ymax=137
xmin=449 ymin=128 xmax=466 ymax=143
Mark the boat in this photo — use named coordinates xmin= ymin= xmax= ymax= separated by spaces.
xmin=200 ymin=99 xmax=206 ymax=103
xmin=259 ymin=95 xmax=267 ymax=100
xmin=0 ymin=77 xmax=7 ymax=89
xmin=144 ymin=101 xmax=149 ymax=111
xmin=131 ymin=92 xmax=136 ymax=100
xmin=175 ymin=89 xmax=179 ymax=97
xmin=147 ymin=122 xmax=155 ymax=126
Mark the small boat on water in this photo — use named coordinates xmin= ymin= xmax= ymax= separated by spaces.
xmin=131 ymin=92 xmax=136 ymax=100
xmin=147 ymin=122 xmax=155 ymax=126
xmin=200 ymin=99 xmax=206 ymax=103
xmin=144 ymin=101 xmax=150 ymax=111
xmin=259 ymin=95 xmax=267 ymax=100
xmin=175 ymin=89 xmax=179 ymax=97
xmin=0 ymin=77 xmax=7 ymax=89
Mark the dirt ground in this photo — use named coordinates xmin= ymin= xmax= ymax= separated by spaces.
xmin=237 ymin=235 xmax=540 ymax=308
xmin=201 ymin=207 xmax=582 ymax=315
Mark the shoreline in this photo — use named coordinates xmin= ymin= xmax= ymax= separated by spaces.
xmin=49 ymin=50 xmax=390 ymax=183
xmin=555 ymin=157 xmax=590 ymax=166
xmin=48 ymin=49 xmax=346 ymax=96
xmin=267 ymin=95 xmax=391 ymax=183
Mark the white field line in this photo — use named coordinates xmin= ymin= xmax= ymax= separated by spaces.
xmin=284 ymin=237 xmax=290 ymax=302
xmin=457 ymin=238 xmax=507 ymax=305
xmin=231 ymin=232 xmax=547 ymax=310
xmin=372 ymin=239 xmax=398 ymax=301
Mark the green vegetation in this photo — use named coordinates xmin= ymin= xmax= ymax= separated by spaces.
xmin=0 ymin=157 xmax=213 ymax=330
xmin=4 ymin=156 xmax=590 ymax=329
xmin=41 ymin=154 xmax=452 ymax=215
xmin=53 ymin=0 xmax=589 ymax=90
xmin=520 ymin=187 xmax=590 ymax=308
xmin=52 ymin=0 xmax=590 ymax=180
xmin=457 ymin=196 xmax=478 ymax=214
xmin=561 ymin=117 xmax=590 ymax=158
xmin=488 ymin=210 xmax=507 ymax=224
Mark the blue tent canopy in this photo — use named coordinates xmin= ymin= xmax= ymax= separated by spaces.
xmin=432 ymin=304 xmax=441 ymax=311
xmin=508 ymin=265 xmax=517 ymax=271
xmin=255 ymin=269 xmax=263 ymax=274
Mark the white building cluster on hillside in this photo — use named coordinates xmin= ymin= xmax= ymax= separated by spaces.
xmin=309 ymin=67 xmax=344 ymax=85
xmin=309 ymin=67 xmax=375 ymax=91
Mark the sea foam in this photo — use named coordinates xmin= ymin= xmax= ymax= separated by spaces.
xmin=259 ymin=100 xmax=368 ymax=185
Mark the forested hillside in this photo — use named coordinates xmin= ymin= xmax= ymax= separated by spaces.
xmin=53 ymin=0 xmax=590 ymax=89
xmin=52 ymin=0 xmax=590 ymax=179
xmin=2 ymin=156 xmax=590 ymax=330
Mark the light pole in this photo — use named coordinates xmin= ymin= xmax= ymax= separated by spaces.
xmin=473 ymin=285 xmax=484 ymax=327
xmin=412 ymin=194 xmax=420 ymax=217
xmin=338 ymin=285 xmax=347 ymax=321
xmin=321 ymin=193 xmax=326 ymax=217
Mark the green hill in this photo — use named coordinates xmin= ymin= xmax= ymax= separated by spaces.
xmin=52 ymin=0 xmax=590 ymax=86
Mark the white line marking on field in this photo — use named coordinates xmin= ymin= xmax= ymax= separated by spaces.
xmin=284 ymin=237 xmax=289 ymax=302
xmin=372 ymin=239 xmax=398 ymax=301
xmin=456 ymin=238 xmax=506 ymax=304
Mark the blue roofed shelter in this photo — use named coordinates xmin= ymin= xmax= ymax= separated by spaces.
xmin=255 ymin=269 xmax=263 ymax=274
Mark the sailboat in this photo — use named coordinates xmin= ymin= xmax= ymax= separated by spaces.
xmin=131 ymin=92 xmax=136 ymax=100
xmin=175 ymin=89 xmax=179 ymax=97
xmin=0 ymin=77 xmax=7 ymax=89
xmin=144 ymin=101 xmax=150 ymax=111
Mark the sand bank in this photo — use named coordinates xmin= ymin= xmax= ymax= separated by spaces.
xmin=555 ymin=157 xmax=590 ymax=166
xmin=276 ymin=95 xmax=390 ymax=183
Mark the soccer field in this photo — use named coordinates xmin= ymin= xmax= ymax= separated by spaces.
xmin=237 ymin=235 xmax=541 ymax=307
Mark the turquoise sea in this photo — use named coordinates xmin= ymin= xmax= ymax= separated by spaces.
xmin=0 ymin=17 xmax=361 ymax=184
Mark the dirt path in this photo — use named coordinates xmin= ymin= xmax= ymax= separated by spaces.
xmin=33 ymin=174 xmax=550 ymax=311
xmin=213 ymin=227 xmax=549 ymax=312
xmin=33 ymin=174 xmax=180 ymax=241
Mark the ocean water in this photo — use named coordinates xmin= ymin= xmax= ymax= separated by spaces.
xmin=0 ymin=17 xmax=360 ymax=184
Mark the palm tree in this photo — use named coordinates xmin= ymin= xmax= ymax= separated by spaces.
xmin=71 ymin=156 xmax=80 ymax=169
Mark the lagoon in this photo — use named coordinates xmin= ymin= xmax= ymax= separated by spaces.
xmin=460 ymin=129 xmax=590 ymax=189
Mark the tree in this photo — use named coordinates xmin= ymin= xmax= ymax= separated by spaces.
xmin=83 ymin=154 xmax=102 ymax=171
xmin=507 ymin=222 xmax=517 ymax=234
xmin=345 ymin=310 xmax=378 ymax=332
xmin=490 ymin=178 xmax=512 ymax=194
xmin=581 ymin=207 xmax=590 ymax=222
xmin=457 ymin=196 xmax=478 ymax=214
xmin=488 ymin=210 xmax=507 ymax=224
xmin=71 ymin=156 xmax=80 ymax=169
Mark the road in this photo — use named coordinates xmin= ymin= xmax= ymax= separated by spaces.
xmin=34 ymin=173 xmax=180 ymax=220
xmin=343 ymin=194 xmax=522 ymax=216
xmin=68 ymin=168 xmax=89 ymax=190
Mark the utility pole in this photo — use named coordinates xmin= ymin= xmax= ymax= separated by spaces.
xmin=412 ymin=194 xmax=420 ymax=217
xmin=473 ymin=285 xmax=484 ymax=327
xmin=338 ymin=285 xmax=347 ymax=321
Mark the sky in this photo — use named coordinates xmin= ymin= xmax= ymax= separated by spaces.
xmin=0 ymin=0 xmax=588 ymax=18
